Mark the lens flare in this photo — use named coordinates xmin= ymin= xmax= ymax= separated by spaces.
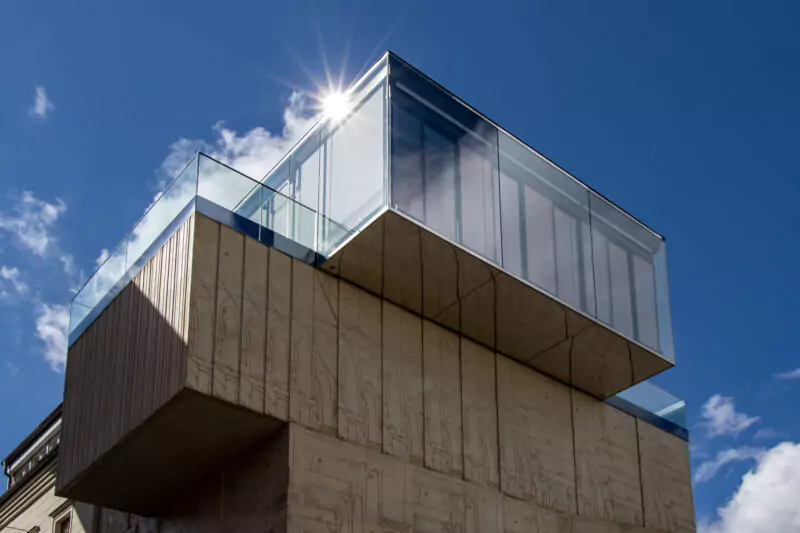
xmin=322 ymin=91 xmax=350 ymax=121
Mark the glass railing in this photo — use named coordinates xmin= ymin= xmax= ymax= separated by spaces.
xmin=386 ymin=54 xmax=674 ymax=361
xmin=68 ymin=153 xmax=324 ymax=345
xmin=259 ymin=54 xmax=389 ymax=258
xmin=607 ymin=381 xmax=687 ymax=438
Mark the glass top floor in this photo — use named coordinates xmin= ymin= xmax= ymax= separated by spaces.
xmin=256 ymin=51 xmax=674 ymax=363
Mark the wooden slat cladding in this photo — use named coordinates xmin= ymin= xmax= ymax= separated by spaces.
xmin=58 ymin=217 xmax=193 ymax=493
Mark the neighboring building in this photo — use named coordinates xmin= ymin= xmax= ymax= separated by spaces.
xmin=56 ymin=52 xmax=694 ymax=533
xmin=0 ymin=405 xmax=94 ymax=533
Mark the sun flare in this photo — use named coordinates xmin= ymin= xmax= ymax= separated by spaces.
xmin=322 ymin=91 xmax=350 ymax=121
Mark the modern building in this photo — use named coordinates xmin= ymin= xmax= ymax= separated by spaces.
xmin=55 ymin=52 xmax=694 ymax=533
xmin=0 ymin=405 xmax=94 ymax=533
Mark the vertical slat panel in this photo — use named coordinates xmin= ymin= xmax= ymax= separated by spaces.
xmin=265 ymin=248 xmax=291 ymax=420
xmin=423 ymin=319 xmax=463 ymax=478
xmin=338 ymin=280 xmax=382 ymax=449
xmin=214 ymin=225 xmax=244 ymax=403
xmin=187 ymin=215 xmax=219 ymax=394
xmin=382 ymin=300 xmax=423 ymax=465
xmin=290 ymin=260 xmax=338 ymax=434
xmin=240 ymin=236 xmax=268 ymax=413
xmin=461 ymin=339 xmax=498 ymax=488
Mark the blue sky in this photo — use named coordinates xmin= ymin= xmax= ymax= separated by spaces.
xmin=1 ymin=0 xmax=799 ymax=529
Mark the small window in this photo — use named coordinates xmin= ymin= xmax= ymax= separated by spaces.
xmin=51 ymin=507 xmax=72 ymax=533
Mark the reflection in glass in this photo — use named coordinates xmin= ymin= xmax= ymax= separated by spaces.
xmin=320 ymin=81 xmax=386 ymax=254
xmin=126 ymin=157 xmax=197 ymax=275
xmin=590 ymin=192 xmax=667 ymax=354
xmin=498 ymin=132 xmax=594 ymax=315
xmin=390 ymin=74 xmax=500 ymax=262
xmin=615 ymin=381 xmax=686 ymax=428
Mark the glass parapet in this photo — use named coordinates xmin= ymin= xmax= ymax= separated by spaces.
xmin=386 ymin=54 xmax=674 ymax=361
xmin=69 ymin=52 xmax=674 ymax=368
xmin=609 ymin=381 xmax=687 ymax=438
xmin=68 ymin=154 xmax=326 ymax=345
xmin=260 ymin=55 xmax=390 ymax=257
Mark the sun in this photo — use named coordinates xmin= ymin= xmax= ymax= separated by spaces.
xmin=322 ymin=91 xmax=350 ymax=121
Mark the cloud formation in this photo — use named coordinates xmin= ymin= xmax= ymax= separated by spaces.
xmin=694 ymin=446 xmax=765 ymax=484
xmin=29 ymin=86 xmax=55 ymax=118
xmin=161 ymin=92 xmax=318 ymax=181
xmin=701 ymin=442 xmax=800 ymax=533
xmin=0 ymin=265 xmax=29 ymax=296
xmin=775 ymin=368 xmax=800 ymax=380
xmin=700 ymin=394 xmax=760 ymax=438
xmin=0 ymin=191 xmax=66 ymax=256
xmin=34 ymin=303 xmax=69 ymax=372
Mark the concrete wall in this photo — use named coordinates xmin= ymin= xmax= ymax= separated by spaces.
xmin=72 ymin=213 xmax=693 ymax=532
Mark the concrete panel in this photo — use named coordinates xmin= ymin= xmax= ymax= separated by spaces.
xmin=498 ymin=357 xmax=576 ymax=515
xmin=266 ymin=248 xmax=292 ymax=420
xmin=630 ymin=344 xmax=672 ymax=384
xmin=457 ymin=248 xmax=497 ymax=349
xmin=421 ymin=230 xmax=460 ymax=331
xmin=570 ymin=326 xmax=633 ymax=400
xmin=187 ymin=214 xmax=219 ymax=394
xmin=213 ymin=225 xmax=244 ymax=403
xmin=410 ymin=467 xmax=466 ymax=533
xmin=383 ymin=212 xmax=422 ymax=314
xmin=223 ymin=429 xmax=289 ymax=533
xmin=465 ymin=483 xmax=501 ymax=533
xmin=461 ymin=339 xmax=498 ymax=488
xmin=240 ymin=237 xmax=268 ymax=413
xmin=572 ymin=390 xmax=643 ymax=526
xmin=501 ymin=495 xmax=571 ymax=533
xmin=383 ymin=301 xmax=424 ymax=465
xmin=638 ymin=422 xmax=695 ymax=533
xmin=528 ymin=339 xmax=571 ymax=385
xmin=365 ymin=451 xmax=414 ymax=533
xmin=339 ymin=281 xmax=383 ymax=449
xmin=289 ymin=426 xmax=367 ymax=533
xmin=290 ymin=261 xmax=338 ymax=434
xmin=339 ymin=216 xmax=384 ymax=296
xmin=496 ymin=274 xmax=566 ymax=364
xmin=423 ymin=320 xmax=463 ymax=477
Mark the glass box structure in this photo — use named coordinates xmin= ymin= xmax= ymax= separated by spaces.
xmin=68 ymin=52 xmax=684 ymax=438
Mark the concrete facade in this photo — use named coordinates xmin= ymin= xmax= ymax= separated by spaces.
xmin=57 ymin=213 xmax=695 ymax=533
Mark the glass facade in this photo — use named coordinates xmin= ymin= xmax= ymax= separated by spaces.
xmin=68 ymin=52 xmax=682 ymax=435
xmin=386 ymin=55 xmax=673 ymax=361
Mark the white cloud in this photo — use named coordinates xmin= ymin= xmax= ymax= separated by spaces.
xmin=694 ymin=446 xmax=765 ymax=484
xmin=34 ymin=303 xmax=69 ymax=372
xmin=96 ymin=248 xmax=110 ymax=267
xmin=700 ymin=394 xmax=760 ymax=438
xmin=0 ymin=265 xmax=29 ymax=295
xmin=161 ymin=91 xmax=318 ymax=180
xmin=755 ymin=428 xmax=782 ymax=440
xmin=701 ymin=442 xmax=800 ymax=533
xmin=29 ymin=86 xmax=54 ymax=118
xmin=0 ymin=191 xmax=66 ymax=256
xmin=775 ymin=368 xmax=800 ymax=380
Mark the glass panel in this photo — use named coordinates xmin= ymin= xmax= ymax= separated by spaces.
xmin=261 ymin=185 xmax=317 ymax=251
xmin=73 ymin=239 xmax=127 ymax=314
xmin=198 ymin=155 xmax=262 ymax=225
xmin=126 ymin=156 xmax=197 ymax=279
xmin=614 ymin=381 xmax=686 ymax=428
xmin=390 ymin=61 xmax=500 ymax=262
xmin=69 ymin=302 xmax=92 ymax=337
xmin=498 ymin=132 xmax=594 ymax=315
xmin=589 ymin=192 xmax=670 ymax=356
xmin=320 ymin=82 xmax=387 ymax=255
